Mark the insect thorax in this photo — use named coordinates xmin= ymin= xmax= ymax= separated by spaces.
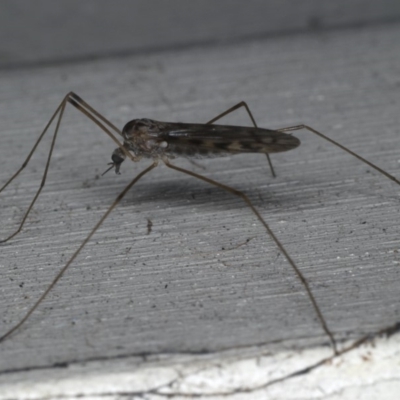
xmin=122 ymin=118 xmax=169 ymax=159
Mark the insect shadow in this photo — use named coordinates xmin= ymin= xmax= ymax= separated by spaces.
xmin=1 ymin=92 xmax=399 ymax=356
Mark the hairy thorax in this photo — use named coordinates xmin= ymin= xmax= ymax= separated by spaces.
xmin=122 ymin=118 xmax=170 ymax=159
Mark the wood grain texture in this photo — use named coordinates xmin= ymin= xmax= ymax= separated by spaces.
xmin=0 ymin=22 xmax=399 ymax=382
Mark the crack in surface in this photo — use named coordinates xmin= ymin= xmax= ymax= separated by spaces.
xmin=2 ymin=320 xmax=397 ymax=400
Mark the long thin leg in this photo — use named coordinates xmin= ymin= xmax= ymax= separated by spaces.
xmin=278 ymin=124 xmax=400 ymax=185
xmin=0 ymin=162 xmax=157 ymax=343
xmin=0 ymin=92 xmax=132 ymax=243
xmin=206 ymin=101 xmax=276 ymax=178
xmin=0 ymin=100 xmax=67 ymax=243
xmin=164 ymin=160 xmax=338 ymax=355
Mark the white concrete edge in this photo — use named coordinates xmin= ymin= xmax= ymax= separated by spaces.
xmin=1 ymin=332 xmax=399 ymax=399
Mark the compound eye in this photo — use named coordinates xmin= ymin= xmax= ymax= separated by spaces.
xmin=112 ymin=150 xmax=125 ymax=165
xmin=111 ymin=147 xmax=126 ymax=174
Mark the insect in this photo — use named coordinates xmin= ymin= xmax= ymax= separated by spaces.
xmin=1 ymin=92 xmax=399 ymax=355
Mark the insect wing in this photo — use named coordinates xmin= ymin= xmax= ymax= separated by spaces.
xmin=157 ymin=122 xmax=300 ymax=157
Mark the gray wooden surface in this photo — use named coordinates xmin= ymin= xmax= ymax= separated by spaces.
xmin=0 ymin=21 xmax=400 ymax=384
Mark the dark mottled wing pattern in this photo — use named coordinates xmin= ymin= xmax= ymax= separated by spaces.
xmin=152 ymin=122 xmax=300 ymax=158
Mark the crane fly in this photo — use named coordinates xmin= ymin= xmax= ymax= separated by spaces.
xmin=1 ymin=92 xmax=399 ymax=356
